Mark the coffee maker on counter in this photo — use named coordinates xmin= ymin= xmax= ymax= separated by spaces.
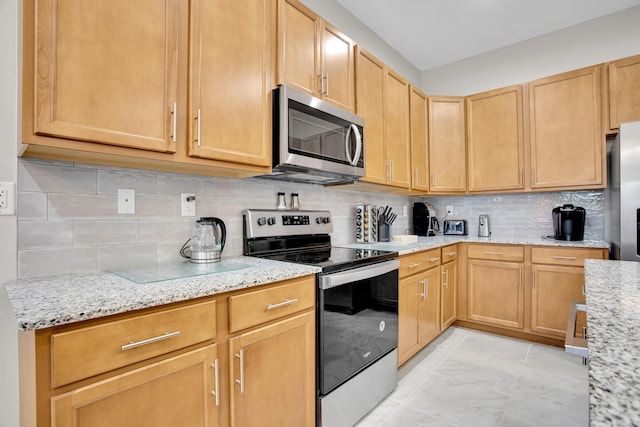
xmin=413 ymin=202 xmax=439 ymax=236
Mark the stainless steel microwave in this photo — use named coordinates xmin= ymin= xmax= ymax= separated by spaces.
xmin=265 ymin=85 xmax=365 ymax=185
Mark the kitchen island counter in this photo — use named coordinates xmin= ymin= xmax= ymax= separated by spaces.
xmin=339 ymin=236 xmax=609 ymax=255
xmin=584 ymin=259 xmax=640 ymax=426
xmin=4 ymin=257 xmax=320 ymax=331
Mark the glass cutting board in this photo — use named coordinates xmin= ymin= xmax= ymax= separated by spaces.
xmin=109 ymin=260 xmax=252 ymax=284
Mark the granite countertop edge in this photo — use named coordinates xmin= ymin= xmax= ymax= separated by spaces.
xmin=584 ymin=259 xmax=640 ymax=426
xmin=4 ymin=256 xmax=320 ymax=332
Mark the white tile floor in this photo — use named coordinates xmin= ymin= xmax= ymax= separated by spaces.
xmin=356 ymin=327 xmax=589 ymax=427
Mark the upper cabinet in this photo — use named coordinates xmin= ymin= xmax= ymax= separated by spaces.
xmin=428 ymin=96 xmax=466 ymax=193
xmin=529 ymin=65 xmax=605 ymax=190
xmin=355 ymin=48 xmax=410 ymax=188
xmin=608 ymin=54 xmax=640 ymax=131
xmin=466 ymin=85 xmax=525 ymax=192
xmin=277 ymin=0 xmax=355 ymax=112
xmin=30 ymin=0 xmax=181 ymax=152
xmin=22 ymin=0 xmax=274 ymax=177
xmin=409 ymin=86 xmax=430 ymax=192
xmin=189 ymin=0 xmax=274 ymax=167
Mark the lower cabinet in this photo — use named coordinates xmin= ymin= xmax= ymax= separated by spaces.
xmin=23 ymin=276 xmax=316 ymax=427
xmin=229 ymin=311 xmax=315 ymax=427
xmin=467 ymin=259 xmax=524 ymax=329
xmin=51 ymin=345 xmax=219 ymax=427
xmin=440 ymin=259 xmax=458 ymax=329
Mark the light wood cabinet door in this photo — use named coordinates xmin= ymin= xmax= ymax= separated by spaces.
xmin=398 ymin=275 xmax=422 ymax=366
xmin=467 ymin=85 xmax=525 ymax=192
xmin=321 ymin=22 xmax=355 ymax=112
xmin=428 ymin=97 xmax=466 ymax=193
xmin=229 ymin=311 xmax=315 ymax=427
xmin=356 ymin=48 xmax=387 ymax=185
xmin=441 ymin=261 xmax=458 ymax=329
xmin=410 ymin=86 xmax=430 ymax=191
xmin=52 ymin=344 xmax=219 ymax=427
xmin=277 ymin=0 xmax=320 ymax=97
xmin=608 ymin=54 xmax=640 ymax=130
xmin=33 ymin=0 xmax=180 ymax=152
xmin=420 ymin=267 xmax=442 ymax=347
xmin=531 ymin=264 xmax=586 ymax=338
xmin=189 ymin=0 xmax=273 ymax=167
xmin=529 ymin=65 xmax=604 ymax=189
xmin=398 ymin=267 xmax=441 ymax=366
xmin=467 ymin=260 xmax=524 ymax=329
xmin=385 ymin=70 xmax=411 ymax=188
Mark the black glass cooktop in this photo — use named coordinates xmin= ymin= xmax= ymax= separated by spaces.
xmin=258 ymin=246 xmax=398 ymax=273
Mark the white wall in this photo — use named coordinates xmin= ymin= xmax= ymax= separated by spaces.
xmin=0 ymin=0 xmax=20 ymax=425
xmin=300 ymin=0 xmax=421 ymax=86
xmin=421 ymin=5 xmax=640 ymax=95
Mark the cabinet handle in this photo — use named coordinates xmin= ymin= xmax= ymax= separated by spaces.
xmin=519 ymin=168 xmax=523 ymax=186
xmin=520 ymin=271 xmax=523 ymax=289
xmin=390 ymin=161 xmax=394 ymax=180
xmin=484 ymin=251 xmax=504 ymax=255
xmin=447 ymin=252 xmax=457 ymax=257
xmin=121 ymin=330 xmax=181 ymax=351
xmin=582 ymin=285 xmax=586 ymax=296
xmin=325 ymin=71 xmax=329 ymax=96
xmin=195 ymin=109 xmax=201 ymax=147
xmin=582 ymin=326 xmax=588 ymax=339
xmin=431 ymin=174 xmax=434 ymax=188
xmin=414 ymin=169 xmax=419 ymax=187
xmin=267 ymin=298 xmax=299 ymax=311
xmin=532 ymin=270 xmax=536 ymax=289
xmin=443 ymin=270 xmax=449 ymax=288
xmin=419 ymin=279 xmax=426 ymax=299
xmin=210 ymin=359 xmax=220 ymax=406
xmin=552 ymin=256 xmax=578 ymax=260
xmin=407 ymin=263 xmax=422 ymax=269
xmin=428 ymin=257 xmax=440 ymax=263
xmin=171 ymin=102 xmax=177 ymax=143
xmin=235 ymin=349 xmax=245 ymax=394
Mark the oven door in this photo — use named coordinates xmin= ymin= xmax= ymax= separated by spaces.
xmin=318 ymin=259 xmax=399 ymax=396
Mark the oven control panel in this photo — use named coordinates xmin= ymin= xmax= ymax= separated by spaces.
xmin=243 ymin=209 xmax=333 ymax=238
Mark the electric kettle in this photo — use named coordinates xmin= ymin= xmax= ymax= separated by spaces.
xmin=180 ymin=217 xmax=226 ymax=263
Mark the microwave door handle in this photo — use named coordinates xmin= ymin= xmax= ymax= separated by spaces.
xmin=345 ymin=124 xmax=362 ymax=166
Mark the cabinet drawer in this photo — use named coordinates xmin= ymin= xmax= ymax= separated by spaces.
xmin=441 ymin=245 xmax=458 ymax=263
xmin=399 ymin=248 xmax=441 ymax=277
xmin=531 ymin=247 xmax=606 ymax=266
xmin=468 ymin=244 xmax=524 ymax=262
xmin=228 ymin=277 xmax=315 ymax=333
xmin=51 ymin=300 xmax=217 ymax=388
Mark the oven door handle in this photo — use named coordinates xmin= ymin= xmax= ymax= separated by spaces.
xmin=345 ymin=124 xmax=362 ymax=166
xmin=320 ymin=259 xmax=399 ymax=290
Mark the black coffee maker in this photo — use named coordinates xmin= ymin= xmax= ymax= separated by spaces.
xmin=552 ymin=204 xmax=585 ymax=241
xmin=413 ymin=202 xmax=439 ymax=236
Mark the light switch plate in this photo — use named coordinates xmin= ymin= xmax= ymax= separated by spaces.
xmin=0 ymin=181 xmax=16 ymax=216
xmin=118 ymin=189 xmax=135 ymax=214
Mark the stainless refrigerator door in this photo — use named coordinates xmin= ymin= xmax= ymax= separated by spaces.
xmin=620 ymin=121 xmax=640 ymax=261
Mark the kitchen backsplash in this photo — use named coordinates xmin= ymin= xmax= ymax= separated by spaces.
xmin=17 ymin=158 xmax=605 ymax=278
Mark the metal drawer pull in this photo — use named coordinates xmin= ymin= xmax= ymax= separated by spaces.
xmin=428 ymin=257 xmax=440 ymax=263
xmin=210 ymin=359 xmax=220 ymax=406
xmin=407 ymin=263 xmax=422 ymax=268
xmin=171 ymin=102 xmax=177 ymax=143
xmin=235 ymin=350 xmax=245 ymax=393
xmin=447 ymin=252 xmax=457 ymax=257
xmin=484 ymin=251 xmax=503 ymax=255
xmin=552 ymin=256 xmax=578 ymax=260
xmin=121 ymin=331 xmax=181 ymax=351
xmin=582 ymin=285 xmax=586 ymax=296
xmin=267 ymin=298 xmax=299 ymax=311
xmin=443 ymin=270 xmax=449 ymax=288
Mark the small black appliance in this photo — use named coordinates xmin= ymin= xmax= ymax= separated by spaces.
xmin=552 ymin=204 xmax=586 ymax=241
xmin=413 ymin=202 xmax=439 ymax=236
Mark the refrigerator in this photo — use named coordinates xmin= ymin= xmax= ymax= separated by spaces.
xmin=606 ymin=121 xmax=640 ymax=261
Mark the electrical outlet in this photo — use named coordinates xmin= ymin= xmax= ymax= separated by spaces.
xmin=181 ymin=193 xmax=196 ymax=217
xmin=0 ymin=182 xmax=16 ymax=216
xmin=118 ymin=189 xmax=135 ymax=214
xmin=446 ymin=205 xmax=453 ymax=215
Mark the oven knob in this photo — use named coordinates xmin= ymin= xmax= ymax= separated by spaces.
xmin=257 ymin=217 xmax=267 ymax=226
xmin=267 ymin=217 xmax=276 ymax=226
xmin=315 ymin=217 xmax=322 ymax=224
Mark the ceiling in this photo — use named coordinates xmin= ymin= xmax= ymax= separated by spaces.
xmin=336 ymin=0 xmax=640 ymax=71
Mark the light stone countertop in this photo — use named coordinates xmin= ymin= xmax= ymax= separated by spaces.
xmin=584 ymin=259 xmax=640 ymax=426
xmin=4 ymin=256 xmax=320 ymax=332
xmin=338 ymin=235 xmax=609 ymax=255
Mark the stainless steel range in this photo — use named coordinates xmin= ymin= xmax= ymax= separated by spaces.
xmin=243 ymin=209 xmax=399 ymax=427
